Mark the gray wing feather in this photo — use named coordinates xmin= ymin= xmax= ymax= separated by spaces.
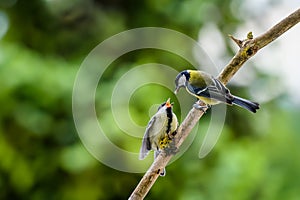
xmin=139 ymin=116 xmax=156 ymax=160
xmin=187 ymin=78 xmax=233 ymax=104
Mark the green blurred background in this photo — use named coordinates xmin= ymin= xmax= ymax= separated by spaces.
xmin=1 ymin=0 xmax=300 ymax=199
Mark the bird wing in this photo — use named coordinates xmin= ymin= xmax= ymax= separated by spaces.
xmin=139 ymin=116 xmax=156 ymax=160
xmin=186 ymin=78 xmax=233 ymax=104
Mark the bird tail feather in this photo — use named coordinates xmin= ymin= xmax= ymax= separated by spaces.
xmin=154 ymin=150 xmax=166 ymax=176
xmin=232 ymin=96 xmax=259 ymax=113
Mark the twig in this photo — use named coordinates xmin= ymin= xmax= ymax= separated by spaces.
xmin=129 ymin=8 xmax=300 ymax=200
xmin=219 ymin=8 xmax=300 ymax=84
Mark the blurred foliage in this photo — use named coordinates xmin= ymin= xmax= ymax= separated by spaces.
xmin=0 ymin=0 xmax=300 ymax=199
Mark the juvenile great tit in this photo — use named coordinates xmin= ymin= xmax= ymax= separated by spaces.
xmin=139 ymin=98 xmax=178 ymax=176
xmin=174 ymin=70 xmax=259 ymax=113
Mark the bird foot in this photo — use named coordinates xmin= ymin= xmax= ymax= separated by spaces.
xmin=164 ymin=142 xmax=178 ymax=156
xmin=193 ymin=103 xmax=209 ymax=113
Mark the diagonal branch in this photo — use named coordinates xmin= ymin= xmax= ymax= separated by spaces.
xmin=129 ymin=8 xmax=300 ymax=200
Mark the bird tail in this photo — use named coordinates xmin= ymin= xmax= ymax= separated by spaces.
xmin=232 ymin=95 xmax=259 ymax=113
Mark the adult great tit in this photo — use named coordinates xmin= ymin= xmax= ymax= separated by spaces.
xmin=174 ymin=70 xmax=259 ymax=113
xmin=139 ymin=98 xmax=178 ymax=176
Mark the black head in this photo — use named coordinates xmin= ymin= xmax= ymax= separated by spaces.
xmin=174 ymin=70 xmax=190 ymax=94
xmin=157 ymin=98 xmax=173 ymax=111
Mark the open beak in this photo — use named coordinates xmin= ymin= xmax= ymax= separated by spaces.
xmin=165 ymin=98 xmax=171 ymax=108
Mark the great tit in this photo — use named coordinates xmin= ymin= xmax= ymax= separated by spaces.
xmin=174 ymin=70 xmax=259 ymax=113
xmin=139 ymin=98 xmax=178 ymax=176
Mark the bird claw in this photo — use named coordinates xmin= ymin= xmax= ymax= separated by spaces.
xmin=164 ymin=146 xmax=178 ymax=156
xmin=193 ymin=103 xmax=209 ymax=113
xmin=164 ymin=139 xmax=178 ymax=156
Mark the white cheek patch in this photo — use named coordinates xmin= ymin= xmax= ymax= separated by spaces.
xmin=178 ymin=76 xmax=186 ymax=87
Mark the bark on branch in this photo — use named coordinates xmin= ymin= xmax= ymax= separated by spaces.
xmin=129 ymin=8 xmax=300 ymax=200
xmin=219 ymin=8 xmax=300 ymax=84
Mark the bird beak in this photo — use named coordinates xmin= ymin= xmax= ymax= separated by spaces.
xmin=174 ymin=87 xmax=179 ymax=94
xmin=166 ymin=98 xmax=171 ymax=107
